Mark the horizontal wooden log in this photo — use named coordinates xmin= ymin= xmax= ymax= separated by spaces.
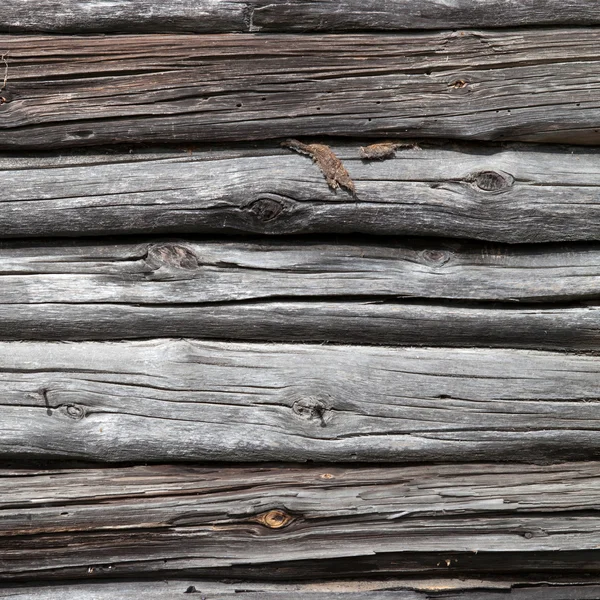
xmin=3 ymin=238 xmax=600 ymax=303
xmin=0 ymin=238 xmax=599 ymax=347
xmin=0 ymin=1 xmax=249 ymax=34
xmin=3 ymin=143 xmax=600 ymax=242
xmin=3 ymin=31 xmax=600 ymax=148
xmin=5 ymin=302 xmax=600 ymax=349
xmin=2 ymin=340 xmax=600 ymax=463
xmin=253 ymin=1 xmax=600 ymax=31
xmin=4 ymin=1 xmax=600 ymax=33
xmin=4 ymin=462 xmax=600 ymax=580
xmin=4 ymin=580 xmax=600 ymax=598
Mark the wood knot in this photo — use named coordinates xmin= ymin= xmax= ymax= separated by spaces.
xmin=60 ymin=404 xmax=86 ymax=421
xmin=247 ymin=197 xmax=285 ymax=222
xmin=146 ymin=244 xmax=199 ymax=271
xmin=468 ymin=170 xmax=513 ymax=193
xmin=254 ymin=509 xmax=295 ymax=529
xmin=420 ymin=249 xmax=451 ymax=266
xmin=292 ymin=398 xmax=329 ymax=427
xmin=449 ymin=79 xmax=469 ymax=89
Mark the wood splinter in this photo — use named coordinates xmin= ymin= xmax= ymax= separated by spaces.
xmin=360 ymin=141 xmax=420 ymax=161
xmin=282 ymin=139 xmax=356 ymax=196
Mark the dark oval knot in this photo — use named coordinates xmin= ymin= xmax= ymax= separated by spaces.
xmin=469 ymin=170 xmax=513 ymax=192
xmin=247 ymin=197 xmax=285 ymax=222
xmin=421 ymin=249 xmax=451 ymax=266
xmin=146 ymin=243 xmax=199 ymax=271
xmin=61 ymin=404 xmax=86 ymax=421
xmin=292 ymin=398 xmax=329 ymax=427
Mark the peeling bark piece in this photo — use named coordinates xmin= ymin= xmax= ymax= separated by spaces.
xmin=360 ymin=141 xmax=419 ymax=160
xmin=282 ymin=139 xmax=355 ymax=195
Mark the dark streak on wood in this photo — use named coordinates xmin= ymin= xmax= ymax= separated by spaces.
xmin=3 ymin=463 xmax=600 ymax=581
xmin=3 ymin=32 xmax=600 ymax=148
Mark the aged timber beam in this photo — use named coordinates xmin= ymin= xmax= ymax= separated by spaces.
xmin=0 ymin=238 xmax=599 ymax=347
xmin=4 ymin=581 xmax=600 ymax=599
xmin=2 ymin=31 xmax=600 ymax=148
xmin=1 ymin=143 xmax=600 ymax=242
xmin=2 ymin=238 xmax=599 ymax=303
xmin=4 ymin=463 xmax=600 ymax=580
xmin=1 ymin=340 xmax=600 ymax=463
xmin=3 ymin=1 xmax=600 ymax=33
xmin=5 ymin=302 xmax=600 ymax=349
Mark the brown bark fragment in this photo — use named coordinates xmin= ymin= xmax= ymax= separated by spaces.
xmin=360 ymin=141 xmax=420 ymax=160
xmin=282 ymin=139 xmax=356 ymax=195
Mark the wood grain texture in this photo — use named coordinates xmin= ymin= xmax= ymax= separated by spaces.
xmin=2 ymin=340 xmax=600 ymax=463
xmin=4 ymin=0 xmax=600 ymax=33
xmin=6 ymin=302 xmax=600 ymax=349
xmin=4 ymin=580 xmax=600 ymax=598
xmin=3 ymin=31 xmax=600 ymax=148
xmin=0 ymin=1 xmax=249 ymax=34
xmin=3 ymin=238 xmax=600 ymax=303
xmin=3 ymin=143 xmax=600 ymax=242
xmin=0 ymin=238 xmax=599 ymax=348
xmin=251 ymin=0 xmax=600 ymax=31
xmin=4 ymin=463 xmax=600 ymax=580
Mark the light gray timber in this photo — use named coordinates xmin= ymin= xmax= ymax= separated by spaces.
xmin=1 ymin=143 xmax=600 ymax=242
xmin=3 ymin=579 xmax=600 ymax=599
xmin=0 ymin=238 xmax=599 ymax=346
xmin=3 ymin=1 xmax=600 ymax=33
xmin=1 ymin=340 xmax=600 ymax=463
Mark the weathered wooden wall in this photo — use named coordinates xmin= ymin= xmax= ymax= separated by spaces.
xmin=3 ymin=31 xmax=600 ymax=149
xmin=4 ymin=0 xmax=600 ymax=32
xmin=2 ymin=463 xmax=600 ymax=582
xmin=2 ymin=340 xmax=600 ymax=463
xmin=5 ymin=580 xmax=600 ymax=599
xmin=0 ymin=238 xmax=598 ymax=348
xmin=2 ymin=1 xmax=600 ymax=597
xmin=3 ymin=143 xmax=600 ymax=241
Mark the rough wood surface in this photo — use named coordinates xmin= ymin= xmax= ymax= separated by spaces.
xmin=2 ymin=340 xmax=600 ymax=464
xmin=0 ymin=238 xmax=599 ymax=348
xmin=252 ymin=1 xmax=600 ymax=31
xmin=4 ymin=580 xmax=600 ymax=598
xmin=2 ymin=143 xmax=600 ymax=242
xmin=3 ymin=31 xmax=600 ymax=148
xmin=4 ymin=463 xmax=600 ymax=580
xmin=0 ymin=1 xmax=249 ymax=34
xmin=3 ymin=1 xmax=600 ymax=33
xmin=6 ymin=302 xmax=600 ymax=349
xmin=3 ymin=238 xmax=600 ymax=303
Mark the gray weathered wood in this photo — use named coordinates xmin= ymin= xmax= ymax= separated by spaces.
xmin=0 ymin=1 xmax=249 ymax=34
xmin=3 ymin=237 xmax=600 ymax=303
xmin=3 ymin=462 xmax=600 ymax=581
xmin=0 ymin=238 xmax=599 ymax=347
xmin=2 ymin=143 xmax=600 ymax=241
xmin=4 ymin=0 xmax=600 ymax=33
xmin=5 ymin=302 xmax=600 ymax=349
xmin=251 ymin=1 xmax=600 ymax=31
xmin=4 ymin=579 xmax=599 ymax=599
xmin=3 ymin=32 xmax=600 ymax=148
xmin=2 ymin=340 xmax=600 ymax=463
